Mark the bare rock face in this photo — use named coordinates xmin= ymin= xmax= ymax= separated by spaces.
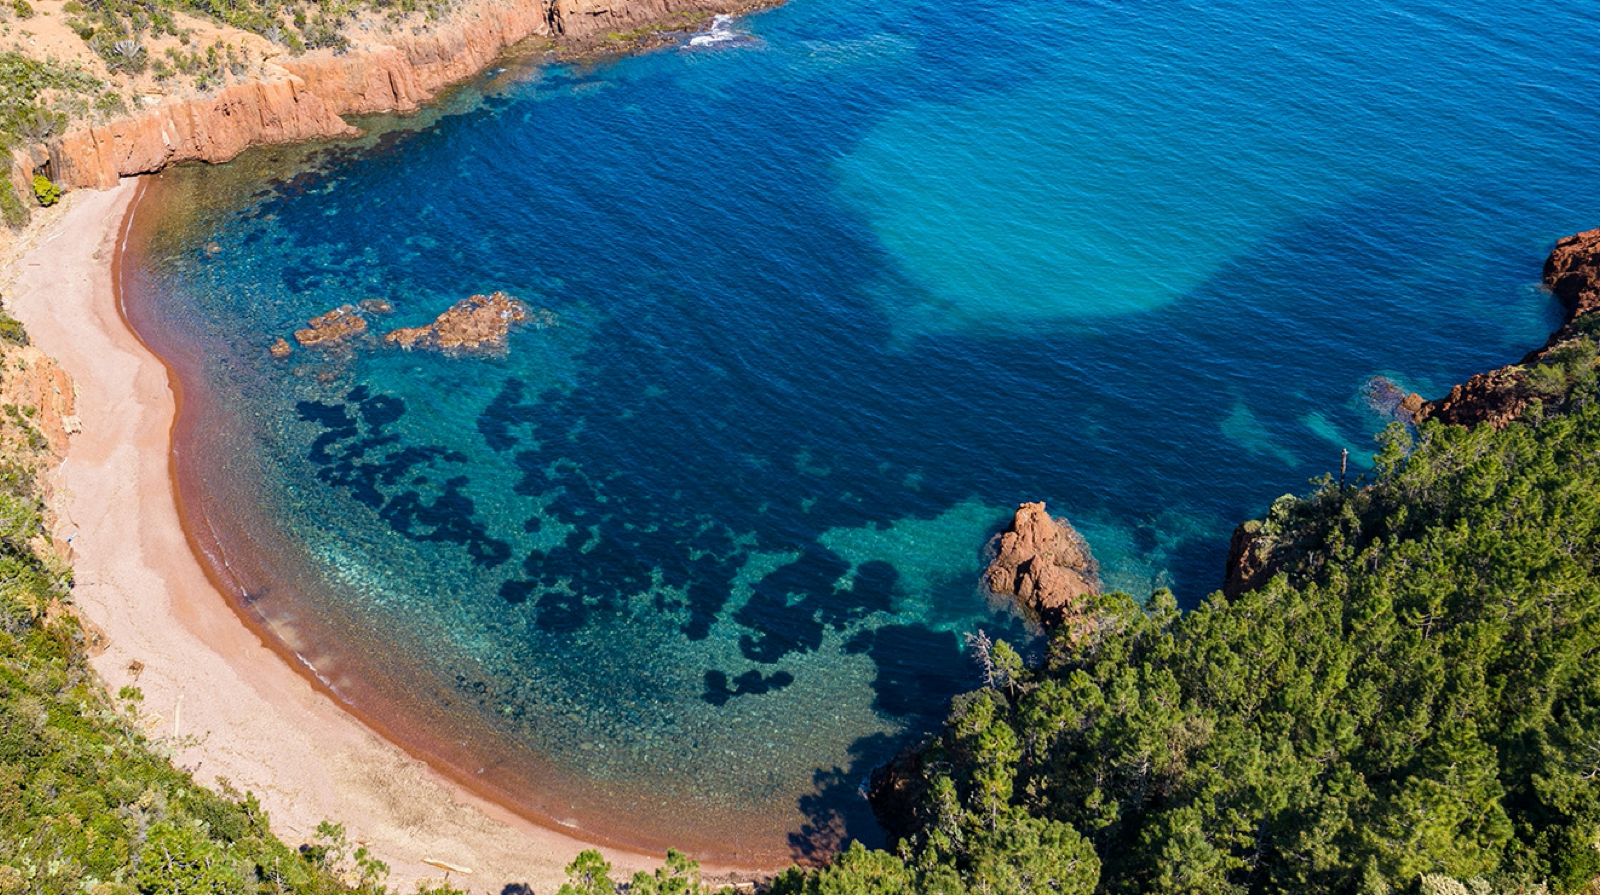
xmin=384 ymin=292 xmax=534 ymax=353
xmin=984 ymin=501 xmax=1100 ymax=627
xmin=1545 ymin=228 xmax=1600 ymax=318
xmin=0 ymin=343 xmax=78 ymax=463
xmin=293 ymin=305 xmax=368 ymax=347
xmin=1223 ymin=519 xmax=1275 ymax=599
xmin=1415 ymin=366 xmax=1533 ymax=430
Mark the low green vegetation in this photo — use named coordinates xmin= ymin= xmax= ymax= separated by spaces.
xmin=556 ymin=848 xmax=733 ymax=895
xmin=0 ymin=180 xmax=29 ymax=229
xmin=779 ymin=349 xmax=1600 ymax=892
xmin=0 ymin=51 xmax=102 ymax=152
xmin=27 ymin=174 xmax=56 ymax=207
xmin=59 ymin=0 xmax=455 ymax=68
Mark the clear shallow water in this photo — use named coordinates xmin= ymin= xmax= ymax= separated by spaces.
xmin=125 ymin=0 xmax=1598 ymax=863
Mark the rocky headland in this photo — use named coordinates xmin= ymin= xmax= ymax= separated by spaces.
xmin=983 ymin=501 xmax=1100 ymax=628
xmin=1412 ymin=228 xmax=1600 ymax=429
xmin=1224 ymin=228 xmax=1600 ymax=599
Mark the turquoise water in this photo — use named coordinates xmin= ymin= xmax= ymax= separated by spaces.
xmin=125 ymin=0 xmax=1598 ymax=862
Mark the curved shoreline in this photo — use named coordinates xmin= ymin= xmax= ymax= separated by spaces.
xmin=6 ymin=180 xmax=760 ymax=891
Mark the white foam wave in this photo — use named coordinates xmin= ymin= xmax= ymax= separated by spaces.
xmin=686 ymin=14 xmax=756 ymax=49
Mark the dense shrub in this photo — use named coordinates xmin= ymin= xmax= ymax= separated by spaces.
xmin=0 ymin=52 xmax=100 ymax=151
xmin=29 ymin=174 xmax=57 ymax=206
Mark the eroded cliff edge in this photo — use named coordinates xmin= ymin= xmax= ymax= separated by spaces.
xmin=21 ymin=0 xmax=771 ymax=190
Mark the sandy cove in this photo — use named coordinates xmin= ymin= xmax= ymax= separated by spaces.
xmin=2 ymin=181 xmax=729 ymax=892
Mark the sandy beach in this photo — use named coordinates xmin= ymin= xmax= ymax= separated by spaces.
xmin=1 ymin=180 xmax=678 ymax=893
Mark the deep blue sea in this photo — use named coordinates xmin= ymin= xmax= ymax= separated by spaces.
xmin=124 ymin=0 xmax=1600 ymax=863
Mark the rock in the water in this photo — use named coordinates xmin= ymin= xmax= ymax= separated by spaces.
xmin=359 ymin=298 xmax=395 ymax=314
xmin=384 ymin=291 xmax=536 ymax=354
xmin=293 ymin=305 xmax=367 ymax=347
xmin=268 ymin=337 xmax=293 ymax=359
xmin=984 ymin=501 xmax=1099 ymax=627
xmin=1362 ymin=375 xmax=1423 ymax=424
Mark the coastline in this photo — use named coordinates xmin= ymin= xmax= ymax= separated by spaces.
xmin=3 ymin=180 xmax=729 ymax=891
xmin=27 ymin=0 xmax=779 ymax=191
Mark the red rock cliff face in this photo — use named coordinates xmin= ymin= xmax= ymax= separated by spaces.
xmin=34 ymin=0 xmax=759 ymax=189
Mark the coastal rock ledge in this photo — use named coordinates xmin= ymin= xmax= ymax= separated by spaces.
xmin=984 ymin=501 xmax=1100 ymax=627
xmin=1416 ymin=228 xmax=1600 ymax=429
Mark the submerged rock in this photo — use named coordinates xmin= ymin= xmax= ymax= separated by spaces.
xmin=293 ymin=305 xmax=367 ymax=348
xmin=358 ymin=298 xmax=395 ymax=314
xmin=984 ymin=501 xmax=1100 ymax=627
xmin=384 ymin=291 xmax=537 ymax=354
xmin=1362 ymin=375 xmax=1424 ymax=424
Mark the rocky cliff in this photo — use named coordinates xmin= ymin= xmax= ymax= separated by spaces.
xmin=26 ymin=0 xmax=769 ymax=189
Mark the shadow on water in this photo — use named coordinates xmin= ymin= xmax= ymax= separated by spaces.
xmin=788 ymin=732 xmax=902 ymax=862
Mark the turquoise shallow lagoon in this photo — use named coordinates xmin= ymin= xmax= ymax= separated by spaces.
xmin=124 ymin=0 xmax=1598 ymax=862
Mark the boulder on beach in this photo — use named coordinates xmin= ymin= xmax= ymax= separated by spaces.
xmin=984 ymin=501 xmax=1100 ymax=627
xmin=384 ymin=291 xmax=539 ymax=354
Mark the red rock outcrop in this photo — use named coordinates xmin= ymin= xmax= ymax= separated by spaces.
xmin=31 ymin=0 xmax=770 ymax=189
xmin=384 ymin=291 xmax=533 ymax=353
xmin=44 ymin=79 xmax=361 ymax=190
xmin=1414 ymin=365 xmax=1532 ymax=430
xmin=294 ymin=305 xmax=368 ymax=347
xmin=1544 ymin=228 xmax=1600 ymax=325
xmin=984 ymin=501 xmax=1100 ymax=627
xmin=1415 ymin=229 xmax=1600 ymax=430
xmin=1222 ymin=520 xmax=1274 ymax=599
xmin=0 ymin=343 xmax=79 ymax=463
